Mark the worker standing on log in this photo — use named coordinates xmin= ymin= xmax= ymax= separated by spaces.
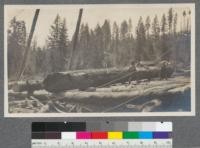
xmin=128 ymin=61 xmax=137 ymax=84
xmin=160 ymin=60 xmax=169 ymax=80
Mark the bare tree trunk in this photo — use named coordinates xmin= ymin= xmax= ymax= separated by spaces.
xmin=17 ymin=9 xmax=40 ymax=80
xmin=68 ymin=8 xmax=83 ymax=70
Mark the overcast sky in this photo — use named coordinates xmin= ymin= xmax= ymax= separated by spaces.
xmin=5 ymin=4 xmax=194 ymax=47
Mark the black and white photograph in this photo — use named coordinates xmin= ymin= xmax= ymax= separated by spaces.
xmin=4 ymin=4 xmax=195 ymax=117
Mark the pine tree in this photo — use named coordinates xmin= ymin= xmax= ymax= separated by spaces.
xmin=102 ymin=20 xmax=111 ymax=50
xmin=88 ymin=29 xmax=96 ymax=68
xmin=111 ymin=22 xmax=120 ymax=66
xmin=128 ymin=18 xmax=133 ymax=38
xmin=173 ymin=13 xmax=178 ymax=35
xmin=7 ymin=17 xmax=26 ymax=78
xmin=102 ymin=20 xmax=112 ymax=67
xmin=152 ymin=15 xmax=160 ymax=41
xmin=47 ymin=14 xmax=69 ymax=72
xmin=112 ymin=22 xmax=119 ymax=48
xmin=47 ymin=15 xmax=61 ymax=72
xmin=35 ymin=47 xmax=43 ymax=74
xmin=120 ymin=20 xmax=128 ymax=40
xmin=161 ymin=14 xmax=168 ymax=35
xmin=93 ymin=24 xmax=104 ymax=68
xmin=145 ymin=16 xmax=155 ymax=60
xmin=136 ymin=16 xmax=146 ymax=61
xmin=161 ymin=14 xmax=170 ymax=60
xmin=78 ymin=23 xmax=90 ymax=68
xmin=145 ymin=16 xmax=151 ymax=38
xmin=168 ymin=8 xmax=173 ymax=34
xmin=59 ymin=19 xmax=69 ymax=59
xmin=151 ymin=15 xmax=160 ymax=60
xmin=119 ymin=20 xmax=130 ymax=66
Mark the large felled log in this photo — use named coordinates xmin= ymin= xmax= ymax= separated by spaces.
xmin=8 ymin=90 xmax=50 ymax=101
xmin=53 ymin=84 xmax=188 ymax=111
xmin=8 ymin=77 xmax=190 ymax=113
xmin=8 ymin=80 xmax=43 ymax=93
xmin=33 ymin=76 xmax=189 ymax=112
xmin=43 ymin=67 xmax=173 ymax=92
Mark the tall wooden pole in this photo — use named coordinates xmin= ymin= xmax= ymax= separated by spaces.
xmin=68 ymin=8 xmax=83 ymax=70
xmin=17 ymin=9 xmax=40 ymax=80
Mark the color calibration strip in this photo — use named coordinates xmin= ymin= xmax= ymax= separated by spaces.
xmin=32 ymin=122 xmax=172 ymax=132
xmin=32 ymin=122 xmax=172 ymax=148
xmin=32 ymin=131 xmax=172 ymax=139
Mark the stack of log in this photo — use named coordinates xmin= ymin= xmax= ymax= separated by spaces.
xmin=9 ymin=66 xmax=173 ymax=93
xmin=8 ymin=76 xmax=190 ymax=113
xmin=8 ymin=66 xmax=192 ymax=113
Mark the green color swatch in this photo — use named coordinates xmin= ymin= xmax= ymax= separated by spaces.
xmin=123 ymin=132 xmax=139 ymax=139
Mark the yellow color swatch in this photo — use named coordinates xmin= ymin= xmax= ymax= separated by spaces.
xmin=108 ymin=132 xmax=123 ymax=139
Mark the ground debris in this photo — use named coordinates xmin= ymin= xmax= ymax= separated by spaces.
xmin=8 ymin=76 xmax=190 ymax=113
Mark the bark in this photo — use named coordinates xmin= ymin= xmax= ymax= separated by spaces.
xmin=8 ymin=91 xmax=50 ymax=101
xmin=50 ymin=83 xmax=189 ymax=111
xmin=43 ymin=66 xmax=174 ymax=92
xmin=8 ymin=80 xmax=43 ymax=92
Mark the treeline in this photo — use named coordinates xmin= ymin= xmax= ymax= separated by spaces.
xmin=7 ymin=8 xmax=191 ymax=79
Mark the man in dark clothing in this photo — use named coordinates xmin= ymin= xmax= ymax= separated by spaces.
xmin=128 ymin=61 xmax=137 ymax=84
xmin=160 ymin=61 xmax=168 ymax=80
xmin=128 ymin=61 xmax=137 ymax=72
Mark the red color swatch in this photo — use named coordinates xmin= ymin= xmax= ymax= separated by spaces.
xmin=91 ymin=132 xmax=108 ymax=139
